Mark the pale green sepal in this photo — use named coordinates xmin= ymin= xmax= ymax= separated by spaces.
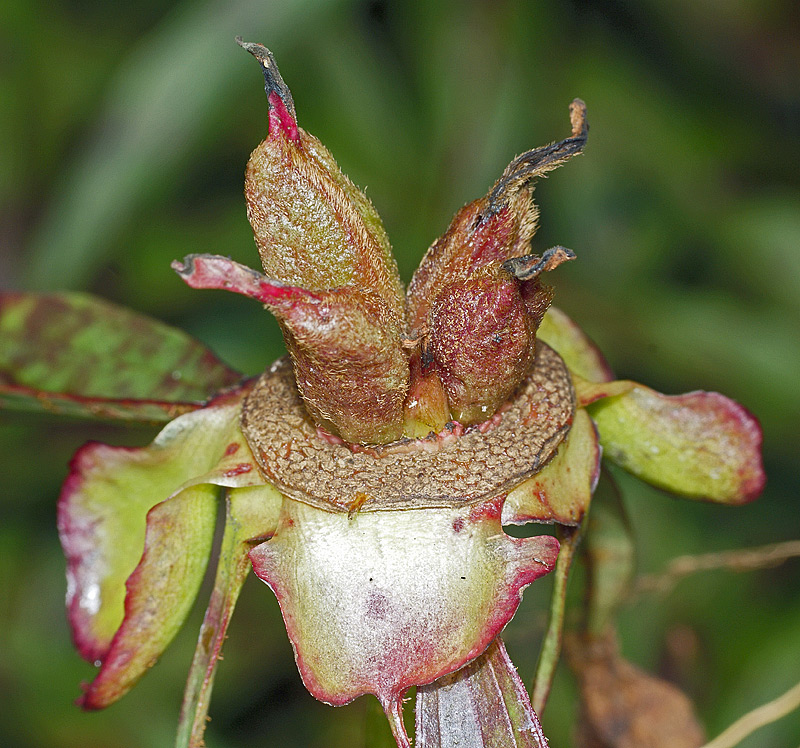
xmin=537 ymin=307 xmax=613 ymax=382
xmin=59 ymin=389 xmax=259 ymax=666
xmin=503 ymin=408 xmax=600 ymax=526
xmin=79 ymin=485 xmax=216 ymax=708
xmin=588 ymin=385 xmax=765 ymax=503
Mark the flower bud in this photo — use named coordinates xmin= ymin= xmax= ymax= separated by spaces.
xmin=405 ymin=102 xmax=587 ymax=428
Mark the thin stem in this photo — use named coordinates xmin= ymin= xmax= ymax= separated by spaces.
xmin=381 ymin=696 xmax=411 ymax=748
xmin=635 ymin=540 xmax=800 ymax=596
xmin=700 ymin=680 xmax=800 ymax=748
xmin=175 ymin=496 xmax=253 ymax=748
xmin=531 ymin=524 xmax=581 ymax=714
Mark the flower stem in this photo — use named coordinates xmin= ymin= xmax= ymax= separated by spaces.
xmin=531 ymin=524 xmax=581 ymax=714
xmin=382 ymin=696 xmax=412 ymax=748
xmin=175 ymin=494 xmax=253 ymax=748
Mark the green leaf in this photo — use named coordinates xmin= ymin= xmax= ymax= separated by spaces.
xmin=0 ymin=292 xmax=241 ymax=422
xmin=537 ymin=306 xmax=613 ymax=382
xmin=587 ymin=383 xmax=765 ymax=503
xmin=176 ymin=485 xmax=282 ymax=748
xmin=416 ymin=638 xmax=549 ymax=747
xmin=58 ymin=386 xmax=265 ymax=707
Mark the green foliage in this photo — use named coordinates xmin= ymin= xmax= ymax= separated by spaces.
xmin=0 ymin=292 xmax=240 ymax=421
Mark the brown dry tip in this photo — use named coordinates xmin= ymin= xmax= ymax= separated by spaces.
xmin=569 ymin=98 xmax=588 ymax=138
xmin=502 ymin=245 xmax=576 ymax=281
xmin=484 ymin=99 xmax=589 ymax=216
xmin=235 ymin=37 xmax=296 ymax=120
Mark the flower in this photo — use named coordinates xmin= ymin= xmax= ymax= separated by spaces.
xmin=0 ymin=39 xmax=763 ymax=748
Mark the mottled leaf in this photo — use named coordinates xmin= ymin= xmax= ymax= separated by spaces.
xmin=177 ymin=485 xmax=283 ymax=748
xmin=0 ymin=292 xmax=241 ymax=421
xmin=58 ymin=385 xmax=264 ymax=708
xmin=587 ymin=383 xmax=765 ymax=503
xmin=503 ymin=408 xmax=600 ymax=525
xmin=537 ymin=306 xmax=614 ymax=383
xmin=416 ymin=638 xmax=549 ymax=748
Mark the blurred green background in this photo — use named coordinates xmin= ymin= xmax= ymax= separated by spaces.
xmin=1 ymin=0 xmax=798 ymax=746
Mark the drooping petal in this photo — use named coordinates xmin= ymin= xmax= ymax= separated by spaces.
xmin=80 ymin=484 xmax=217 ymax=710
xmin=58 ymin=385 xmax=268 ymax=706
xmin=0 ymin=291 xmax=241 ymax=422
xmin=248 ymin=497 xmax=559 ymax=742
xmin=586 ymin=383 xmax=765 ymax=503
xmin=536 ymin=305 xmax=614 ymax=383
xmin=416 ymin=638 xmax=549 ymax=748
xmin=503 ymin=408 xmax=600 ymax=526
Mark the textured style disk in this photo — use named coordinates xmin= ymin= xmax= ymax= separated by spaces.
xmin=242 ymin=343 xmax=574 ymax=512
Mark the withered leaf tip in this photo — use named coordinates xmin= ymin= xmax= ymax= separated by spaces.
xmin=235 ymin=36 xmax=296 ymax=121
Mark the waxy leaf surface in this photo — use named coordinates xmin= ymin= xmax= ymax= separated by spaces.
xmin=0 ymin=292 xmax=241 ymax=422
xmin=58 ymin=386 xmax=269 ymax=708
xmin=417 ymin=638 xmax=548 ymax=748
xmin=586 ymin=383 xmax=764 ymax=503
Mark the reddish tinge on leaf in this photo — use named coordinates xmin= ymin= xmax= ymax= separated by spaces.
xmin=580 ymin=379 xmax=765 ymax=504
xmin=0 ymin=291 xmax=241 ymax=423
